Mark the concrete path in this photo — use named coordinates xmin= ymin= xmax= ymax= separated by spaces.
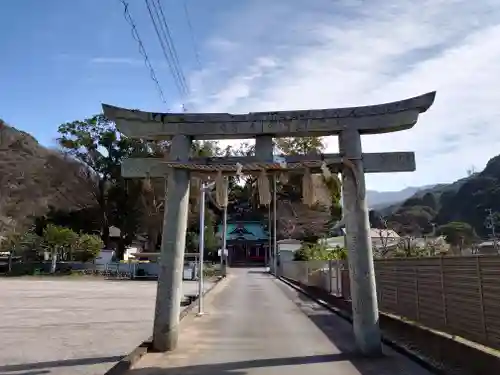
xmin=0 ymin=278 xmax=213 ymax=375
xmin=129 ymin=268 xmax=433 ymax=375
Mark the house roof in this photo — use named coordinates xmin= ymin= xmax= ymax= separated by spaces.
xmin=332 ymin=218 xmax=400 ymax=238
xmin=277 ymin=239 xmax=302 ymax=244
xmin=478 ymin=241 xmax=498 ymax=247
xmin=370 ymin=229 xmax=399 ymax=238
xmin=320 ymin=236 xmax=345 ymax=247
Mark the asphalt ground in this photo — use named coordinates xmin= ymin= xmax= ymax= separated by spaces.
xmin=129 ymin=268 xmax=433 ymax=375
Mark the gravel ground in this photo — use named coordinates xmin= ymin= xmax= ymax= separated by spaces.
xmin=0 ymin=278 xmax=213 ymax=375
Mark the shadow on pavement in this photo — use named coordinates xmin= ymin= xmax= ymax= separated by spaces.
xmin=287 ymin=285 xmax=432 ymax=374
xmin=126 ymin=353 xmax=360 ymax=375
xmin=0 ymin=371 xmax=50 ymax=375
xmin=246 ymin=270 xmax=269 ymax=275
xmin=0 ymin=355 xmax=123 ymax=373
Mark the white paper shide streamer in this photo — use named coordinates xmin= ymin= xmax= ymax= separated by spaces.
xmin=301 ymin=162 xmax=336 ymax=207
xmin=215 ymin=171 xmax=228 ymax=207
xmin=302 ymin=168 xmax=315 ymax=206
xmin=257 ymin=170 xmax=271 ymax=205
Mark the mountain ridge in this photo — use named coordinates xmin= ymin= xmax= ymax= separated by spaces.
xmin=367 ymin=184 xmax=437 ymax=209
xmin=0 ymin=119 xmax=95 ymax=235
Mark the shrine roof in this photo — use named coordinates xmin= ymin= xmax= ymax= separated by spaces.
xmin=217 ymin=222 xmax=268 ymax=241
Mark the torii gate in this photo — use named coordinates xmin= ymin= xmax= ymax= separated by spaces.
xmin=103 ymin=91 xmax=436 ymax=356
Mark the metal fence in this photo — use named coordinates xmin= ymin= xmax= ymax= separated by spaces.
xmin=280 ymin=260 xmax=346 ymax=296
xmin=375 ymin=255 xmax=500 ymax=350
xmin=80 ymin=261 xmax=217 ymax=280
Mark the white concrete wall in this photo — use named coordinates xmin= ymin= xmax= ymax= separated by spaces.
xmin=123 ymin=247 xmax=139 ymax=261
xmin=280 ymin=260 xmax=344 ymax=296
xmin=278 ymin=242 xmax=302 ymax=263
xmin=278 ymin=243 xmax=302 ymax=252
xmin=279 ymin=250 xmax=295 ymax=263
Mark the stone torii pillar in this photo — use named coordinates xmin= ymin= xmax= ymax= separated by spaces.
xmin=152 ymin=135 xmax=192 ymax=351
xmin=339 ymin=128 xmax=380 ymax=354
xmin=254 ymin=135 xmax=275 ymax=271
xmin=102 ymin=91 xmax=436 ymax=356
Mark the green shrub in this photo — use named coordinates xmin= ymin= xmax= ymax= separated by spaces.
xmin=74 ymin=234 xmax=103 ymax=262
xmin=293 ymin=242 xmax=347 ymax=261
xmin=2 ymin=225 xmax=103 ymax=265
xmin=42 ymin=224 xmax=78 ymax=261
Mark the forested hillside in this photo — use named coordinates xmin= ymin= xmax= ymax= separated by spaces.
xmin=0 ymin=120 xmax=95 ymax=235
xmin=371 ymin=155 xmax=500 ymax=238
xmin=0 ymin=115 xmax=340 ymax=257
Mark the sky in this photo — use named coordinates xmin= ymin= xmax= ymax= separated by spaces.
xmin=1 ymin=0 xmax=500 ymax=192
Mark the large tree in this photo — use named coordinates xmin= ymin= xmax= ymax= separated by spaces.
xmin=437 ymin=221 xmax=476 ymax=255
xmin=275 ymin=137 xmax=325 ymax=155
xmin=274 ymin=137 xmax=342 ymax=238
xmin=275 ymin=137 xmax=326 ymax=202
xmin=57 ymin=114 xmax=148 ymax=254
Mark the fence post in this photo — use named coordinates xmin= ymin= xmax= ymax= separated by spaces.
xmin=394 ymin=264 xmax=399 ymax=312
xmin=440 ymin=256 xmax=448 ymax=327
xmin=335 ymin=260 xmax=342 ymax=297
xmin=305 ymin=262 xmax=309 ymax=286
xmin=415 ymin=266 xmax=420 ymax=321
xmin=328 ymin=260 xmax=333 ymax=294
xmin=476 ymin=256 xmax=487 ymax=340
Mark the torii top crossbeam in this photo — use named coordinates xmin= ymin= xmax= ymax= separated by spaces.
xmin=102 ymin=92 xmax=435 ymax=140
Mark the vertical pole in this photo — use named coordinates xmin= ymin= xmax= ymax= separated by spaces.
xmin=492 ymin=213 xmax=497 ymax=251
xmin=273 ymin=174 xmax=278 ymax=276
xmin=328 ymin=260 xmax=333 ymax=294
xmin=476 ymin=256 xmax=487 ymax=339
xmin=198 ymin=185 xmax=206 ymax=315
xmin=415 ymin=267 xmax=420 ymax=321
xmin=339 ymin=129 xmax=382 ymax=356
xmin=221 ymin=199 xmax=228 ymax=276
xmin=395 ymin=265 xmax=399 ymax=311
xmin=255 ymin=135 xmax=274 ymax=271
xmin=336 ymin=261 xmax=341 ymax=296
xmin=268 ymin=202 xmax=272 ymax=269
xmin=440 ymin=256 xmax=448 ymax=326
xmin=152 ymin=134 xmax=192 ymax=352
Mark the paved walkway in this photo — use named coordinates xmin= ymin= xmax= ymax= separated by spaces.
xmin=129 ymin=269 xmax=433 ymax=375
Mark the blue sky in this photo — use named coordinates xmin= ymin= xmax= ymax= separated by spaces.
xmin=2 ymin=0 xmax=500 ymax=191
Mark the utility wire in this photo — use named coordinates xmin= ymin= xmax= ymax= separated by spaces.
xmin=144 ymin=0 xmax=185 ymax=97
xmin=154 ymin=0 xmax=190 ymax=92
xmin=182 ymin=0 xmax=202 ymax=70
xmin=145 ymin=0 xmax=190 ymax=99
xmin=119 ymin=0 xmax=167 ymax=105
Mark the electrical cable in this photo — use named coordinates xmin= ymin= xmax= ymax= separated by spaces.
xmin=119 ymin=0 xmax=167 ymax=105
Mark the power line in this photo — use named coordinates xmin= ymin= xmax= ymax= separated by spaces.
xmin=144 ymin=0 xmax=190 ymax=99
xmin=145 ymin=0 xmax=186 ymax=96
xmin=154 ymin=0 xmax=189 ymax=93
xmin=119 ymin=0 xmax=167 ymax=105
xmin=182 ymin=0 xmax=202 ymax=70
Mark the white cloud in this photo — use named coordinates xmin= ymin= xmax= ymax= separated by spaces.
xmin=204 ymin=37 xmax=238 ymax=54
xmin=89 ymin=57 xmax=145 ymax=65
xmin=188 ymin=0 xmax=500 ymax=191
